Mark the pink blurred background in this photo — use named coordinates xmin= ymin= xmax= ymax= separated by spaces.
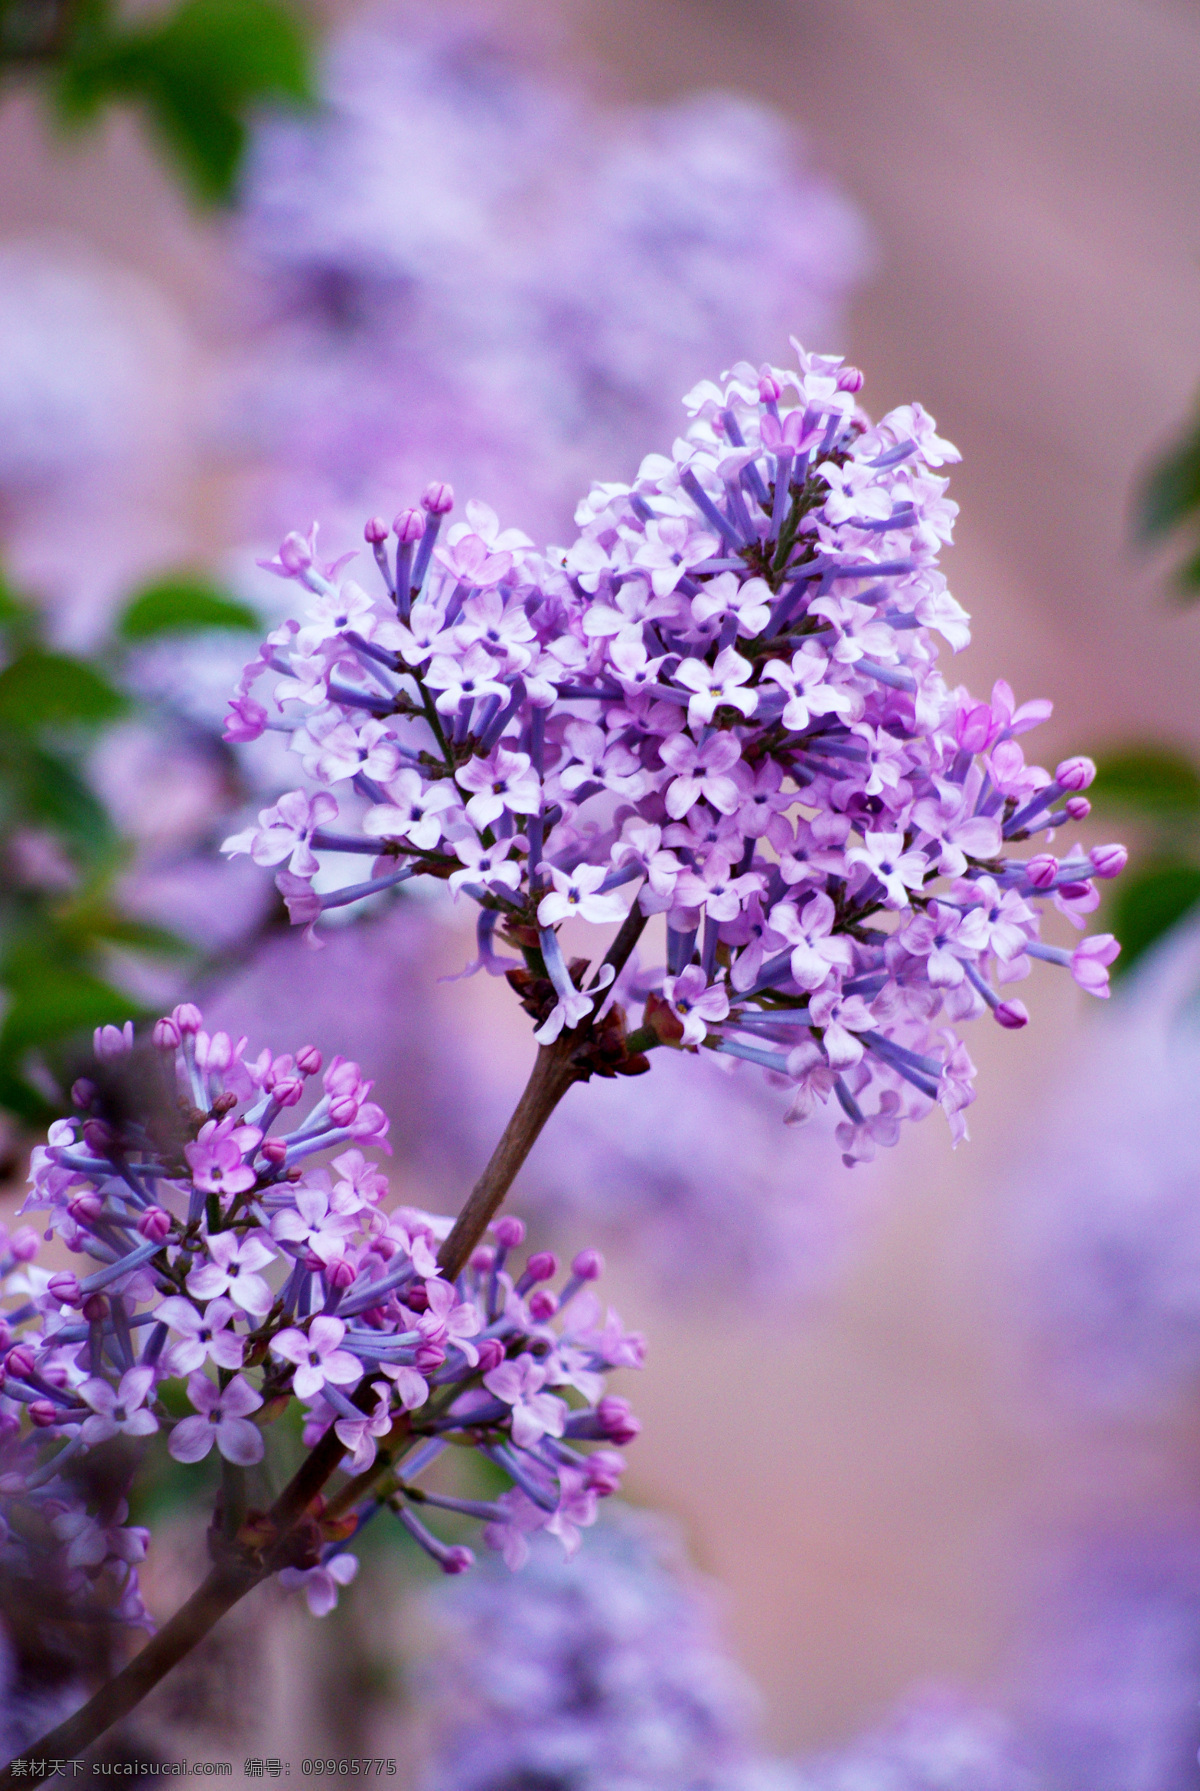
xmin=4 ymin=0 xmax=1200 ymax=1761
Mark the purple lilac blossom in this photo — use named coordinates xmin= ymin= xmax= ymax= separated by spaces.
xmin=792 ymin=1693 xmax=1032 ymax=1791
xmin=0 ymin=1009 xmax=642 ymax=1632
xmin=223 ymin=348 xmax=1124 ymax=1164
xmin=416 ymin=1507 xmax=797 ymax=1791
xmin=233 ymin=0 xmax=869 ymax=540
xmin=1008 ymin=909 xmax=1200 ymax=1408
xmin=1010 ymin=1529 xmax=1200 ymax=1791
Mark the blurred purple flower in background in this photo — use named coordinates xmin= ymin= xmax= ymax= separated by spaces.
xmin=793 ymin=1693 xmax=1032 ymax=1791
xmin=232 ymin=0 xmax=870 ymax=540
xmin=416 ymin=1507 xmax=799 ymax=1791
xmin=1010 ymin=912 xmax=1200 ymax=1409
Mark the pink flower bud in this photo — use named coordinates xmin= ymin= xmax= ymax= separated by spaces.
xmin=524 ymin=1251 xmax=557 ymax=1284
xmin=29 ymin=1399 xmax=59 ymax=1428
xmin=836 ymin=364 xmax=865 ymax=393
xmin=571 ymin=1249 xmax=604 ymax=1281
xmin=758 ymin=373 xmax=781 ymax=402
xmin=325 ymin=1257 xmax=357 ymax=1290
xmin=1055 ymin=756 xmax=1096 ymax=792
xmin=137 ymin=1207 xmax=172 ymax=1244
xmin=440 ymin=1545 xmax=474 ymax=1575
xmin=303 ymin=1248 xmax=326 ymax=1273
xmin=493 ymin=1216 xmax=525 ymax=1249
xmin=270 ymin=1075 xmax=305 ymax=1108
xmin=82 ymin=1119 xmax=114 ymax=1155
xmin=152 ymin=1017 xmax=181 ymax=1051
xmin=81 ymin=1294 xmax=108 ymax=1323
xmin=475 ymin=1337 xmax=505 ymax=1374
xmin=10 ymin=1227 xmax=39 ymax=1263
xmin=585 ymin=1449 xmax=625 ymax=1495
xmin=421 ymin=481 xmax=454 ymax=515
xmin=414 ymin=1340 xmax=445 ymax=1373
xmin=329 ymin=1096 xmax=359 ymax=1127
xmin=260 ymin=1136 xmax=288 ymax=1165
xmin=171 ymin=1003 xmax=203 ymax=1036
xmin=470 ymin=1246 xmax=495 ymax=1273
xmin=364 ymin=515 xmax=389 ymax=544
xmin=6 ymin=1345 xmax=37 ymax=1379
xmin=278 ymin=530 xmax=315 ymax=574
xmin=528 ymin=1289 xmax=558 ymax=1321
xmin=71 ymin=1078 xmax=97 ymax=1109
xmin=405 ymin=1283 xmax=429 ymax=1314
xmin=47 ymin=1272 xmax=82 ymax=1307
xmin=296 ymin=1045 xmax=322 ymax=1076
xmin=596 ymin=1395 xmax=641 ymax=1444
xmin=993 ymin=1000 xmax=1030 ymax=1030
xmin=1090 ymin=843 xmax=1127 ymax=878
xmin=393 ymin=507 xmax=425 ymax=543
xmin=93 ymin=1022 xmax=134 ymax=1062
xmin=68 ymin=1191 xmax=104 ymax=1225
xmin=1065 ymin=796 xmax=1091 ymax=820
xmin=1024 ymin=854 xmax=1058 ymax=889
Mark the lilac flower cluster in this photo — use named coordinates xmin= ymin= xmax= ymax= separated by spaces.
xmin=417 ymin=1510 xmax=792 ymax=1791
xmin=0 ymin=1009 xmax=641 ymax=1632
xmin=236 ymin=2 xmax=867 ymax=539
xmin=224 ymin=348 xmax=1125 ymax=1163
xmin=793 ymin=1694 xmax=1033 ymax=1791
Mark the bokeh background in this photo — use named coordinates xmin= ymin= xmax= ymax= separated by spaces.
xmin=4 ymin=0 xmax=1200 ymax=1784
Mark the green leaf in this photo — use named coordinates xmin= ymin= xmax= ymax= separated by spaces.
xmin=1136 ymin=416 xmax=1200 ymax=542
xmin=0 ymin=962 xmax=145 ymax=1058
xmin=4 ymin=741 xmax=115 ymax=854
xmin=1110 ymin=859 xmax=1200 ymax=977
xmin=0 ymin=649 xmax=126 ymax=732
xmin=54 ymin=0 xmax=314 ymax=204
xmin=1090 ymin=745 xmax=1200 ymax=817
xmin=117 ymin=576 xmax=259 ymax=641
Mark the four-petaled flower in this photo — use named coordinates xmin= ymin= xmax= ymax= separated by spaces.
xmin=483 ymin=1353 xmax=569 ymax=1448
xmin=79 ymin=1368 xmax=157 ymax=1445
xmin=169 ymin=1372 xmax=264 ymax=1465
xmin=270 ymin=1315 xmax=363 ymax=1399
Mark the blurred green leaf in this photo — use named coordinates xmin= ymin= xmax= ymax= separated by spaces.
xmin=54 ymin=0 xmax=314 ymax=204
xmin=1 ymin=739 xmax=114 ymax=854
xmin=1136 ymin=416 xmax=1200 ymax=543
xmin=0 ymin=957 xmax=144 ymax=1057
xmin=0 ymin=649 xmax=126 ymax=731
xmin=117 ymin=575 xmax=259 ymax=641
xmin=1090 ymin=745 xmax=1200 ymax=817
xmin=1110 ymin=858 xmax=1200 ymax=977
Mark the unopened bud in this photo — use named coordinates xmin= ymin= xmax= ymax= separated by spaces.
xmin=585 ymin=1449 xmax=625 ymax=1494
xmin=421 ymin=481 xmax=454 ymax=515
xmin=364 ymin=515 xmax=389 ymax=544
xmin=260 ymin=1137 xmax=288 ymax=1165
xmin=71 ymin=1078 xmax=97 ymax=1109
xmin=414 ymin=1340 xmax=445 ymax=1373
xmin=29 ymin=1399 xmax=59 ymax=1428
xmin=325 ymin=1257 xmax=357 ymax=1291
xmin=10 ymin=1227 xmax=39 ymax=1262
xmin=524 ymin=1251 xmax=557 ymax=1284
xmin=528 ymin=1289 xmax=558 ymax=1321
xmin=47 ymin=1272 xmax=82 ymax=1307
xmin=1090 ymin=843 xmax=1128 ymax=879
xmin=470 ymin=1246 xmax=495 ymax=1274
xmin=994 ymin=1000 xmax=1030 ymax=1030
xmin=137 ymin=1207 xmax=172 ymax=1244
xmin=571 ymin=1249 xmax=604 ymax=1281
xmin=440 ymin=1545 xmax=474 ymax=1575
xmin=152 ymin=1016 xmax=181 ymax=1051
xmin=172 ymin=1003 xmax=203 ymax=1036
xmin=393 ymin=507 xmax=425 ymax=543
xmin=296 ymin=1045 xmax=322 ymax=1076
xmin=758 ymin=373 xmax=781 ymax=403
xmin=475 ymin=1338 xmax=505 ymax=1374
xmin=597 ymin=1395 xmax=642 ymax=1444
xmin=1024 ymin=854 xmax=1058 ymax=889
xmin=836 ymin=364 xmax=865 ymax=393
xmin=68 ymin=1191 xmax=104 ymax=1225
xmin=1065 ymin=796 xmax=1091 ymax=821
xmin=6 ymin=1345 xmax=37 ymax=1379
xmin=329 ymin=1096 xmax=359 ymax=1127
xmin=1056 ymin=756 xmax=1096 ymax=792
xmin=404 ymin=1284 xmax=429 ymax=1314
xmin=82 ymin=1294 xmax=108 ymax=1323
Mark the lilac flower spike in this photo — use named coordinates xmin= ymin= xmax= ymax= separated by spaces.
xmin=226 ymin=348 xmax=1125 ymax=1164
xmin=0 ymin=1008 xmax=641 ymax=1640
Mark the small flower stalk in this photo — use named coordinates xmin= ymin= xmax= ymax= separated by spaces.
xmin=226 ymin=345 xmax=1124 ymax=1165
